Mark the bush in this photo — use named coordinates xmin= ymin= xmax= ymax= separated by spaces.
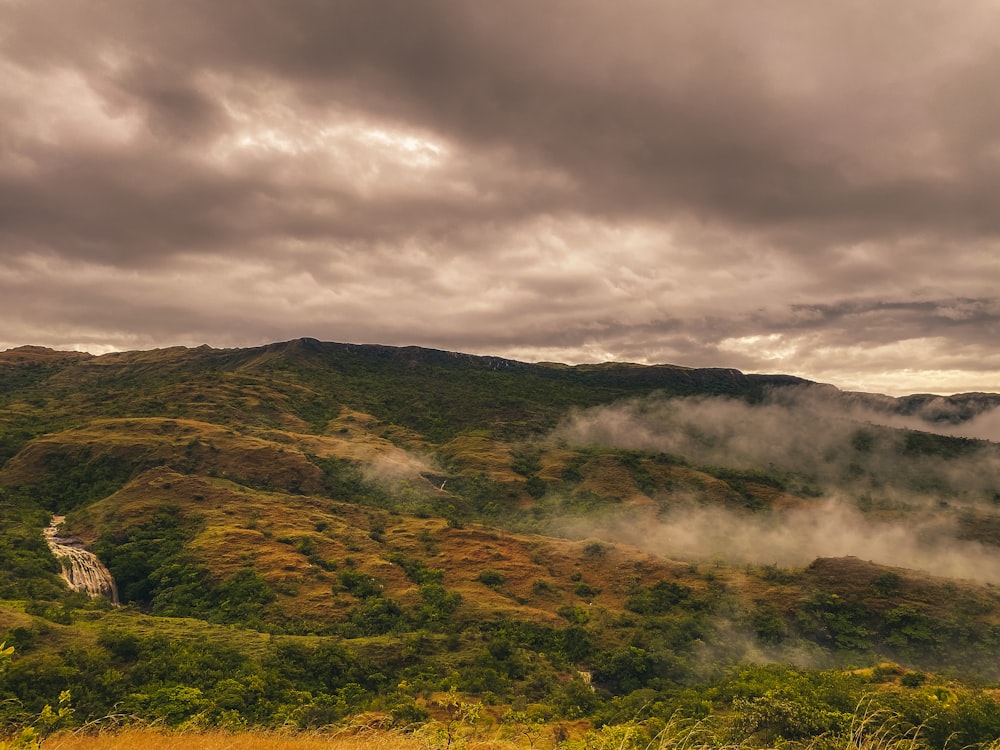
xmin=625 ymin=580 xmax=693 ymax=615
xmin=337 ymin=569 xmax=382 ymax=599
xmin=476 ymin=569 xmax=504 ymax=588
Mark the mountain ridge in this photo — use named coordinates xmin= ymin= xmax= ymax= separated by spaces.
xmin=3 ymin=336 xmax=997 ymax=406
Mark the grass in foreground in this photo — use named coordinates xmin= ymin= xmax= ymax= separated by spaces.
xmin=43 ymin=728 xmax=427 ymax=750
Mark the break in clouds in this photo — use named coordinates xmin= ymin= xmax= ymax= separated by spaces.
xmin=554 ymin=386 xmax=1000 ymax=583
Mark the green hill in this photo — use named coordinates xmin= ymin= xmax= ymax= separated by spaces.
xmin=3 ymin=340 xmax=1000 ymax=747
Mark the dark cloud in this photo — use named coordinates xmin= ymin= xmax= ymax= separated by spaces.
xmin=116 ymin=70 xmax=227 ymax=145
xmin=0 ymin=0 xmax=997 ymax=394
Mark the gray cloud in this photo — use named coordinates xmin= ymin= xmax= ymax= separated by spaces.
xmin=1 ymin=1 xmax=998 ymax=393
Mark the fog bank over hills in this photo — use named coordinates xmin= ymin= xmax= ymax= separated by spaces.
xmin=562 ymin=497 xmax=1000 ymax=585
xmin=556 ymin=384 xmax=1000 ymax=484
xmin=553 ymin=382 xmax=1000 ymax=581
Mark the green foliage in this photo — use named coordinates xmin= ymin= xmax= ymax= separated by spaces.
xmin=349 ymin=596 xmax=403 ymax=635
xmin=872 ymin=571 xmax=902 ymax=597
xmin=94 ymin=513 xmax=277 ymax=626
xmin=0 ymin=429 xmax=34 ymax=472
xmin=573 ymin=581 xmax=600 ymax=599
xmin=882 ymin=605 xmax=941 ymax=651
xmin=14 ymin=448 xmax=147 ymax=512
xmin=903 ymin=429 xmax=982 ymax=459
xmin=0 ymin=727 xmax=37 ymax=750
xmin=618 ymin=451 xmax=658 ymax=495
xmin=0 ymin=643 xmax=72 ymax=749
xmin=531 ymin=579 xmax=558 ymax=598
xmin=625 ymin=580 xmax=694 ymax=615
xmin=309 ymin=455 xmax=392 ymax=507
xmin=96 ymin=510 xmax=196 ymax=606
xmin=0 ymin=629 xmax=382 ymax=729
xmin=718 ymin=665 xmax=861 ymax=744
xmin=524 ymin=475 xmax=547 ymax=499
xmin=794 ymin=591 xmax=875 ymax=651
xmin=561 ymin=456 xmax=585 ymax=483
xmin=592 ymin=646 xmax=656 ymax=694
xmin=750 ymin=602 xmax=788 ymax=644
xmin=337 ymin=569 xmax=382 ymax=599
xmin=900 ymin=671 xmax=925 ymax=687
xmin=556 ymin=605 xmax=590 ymax=625
xmin=210 ymin=568 xmax=277 ymax=622
xmin=552 ymin=677 xmax=599 ymax=718
xmin=447 ymin=473 xmax=515 ymax=518
xmin=475 ymin=569 xmax=504 ymax=588
xmin=386 ymin=551 xmax=444 ymax=585
xmin=510 ymin=448 xmax=541 ymax=477
xmin=0 ymin=495 xmax=64 ymax=600
xmin=703 ymin=465 xmax=788 ymax=493
xmin=732 ymin=692 xmax=851 ymax=743
xmin=413 ymin=583 xmax=462 ymax=629
xmin=760 ymin=564 xmax=799 ymax=584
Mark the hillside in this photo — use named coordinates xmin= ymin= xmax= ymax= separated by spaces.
xmin=3 ymin=340 xmax=1000 ymax=747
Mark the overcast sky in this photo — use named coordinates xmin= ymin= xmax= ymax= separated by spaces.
xmin=2 ymin=1 xmax=999 ymax=395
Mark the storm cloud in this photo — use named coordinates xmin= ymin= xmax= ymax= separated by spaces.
xmin=2 ymin=1 xmax=998 ymax=393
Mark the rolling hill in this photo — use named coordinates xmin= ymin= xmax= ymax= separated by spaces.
xmin=3 ymin=339 xmax=1000 ymax=748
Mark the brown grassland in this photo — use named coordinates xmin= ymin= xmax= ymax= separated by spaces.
xmin=44 ymin=728 xmax=427 ymax=750
xmin=24 ymin=726 xmax=602 ymax=750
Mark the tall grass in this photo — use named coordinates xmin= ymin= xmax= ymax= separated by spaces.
xmin=24 ymin=699 xmax=1000 ymax=750
xmin=43 ymin=728 xmax=426 ymax=750
xmin=561 ymin=702 xmax=946 ymax=750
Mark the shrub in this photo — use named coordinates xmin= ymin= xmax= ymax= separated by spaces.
xmin=476 ymin=569 xmax=504 ymax=588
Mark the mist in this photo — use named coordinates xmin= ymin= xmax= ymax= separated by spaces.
xmin=555 ymin=386 xmax=1000 ymax=503
xmin=898 ymin=404 xmax=1000 ymax=443
xmin=562 ymin=497 xmax=1000 ymax=584
xmin=363 ymin=450 xmax=439 ymax=485
xmin=552 ymin=386 xmax=1000 ymax=583
xmin=783 ymin=386 xmax=1000 ymax=443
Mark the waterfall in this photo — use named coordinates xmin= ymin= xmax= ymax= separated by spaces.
xmin=44 ymin=516 xmax=119 ymax=605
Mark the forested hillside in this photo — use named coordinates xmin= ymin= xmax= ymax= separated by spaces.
xmin=3 ymin=340 xmax=1000 ymax=748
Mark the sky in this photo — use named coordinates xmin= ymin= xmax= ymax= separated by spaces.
xmin=2 ymin=1 xmax=999 ymax=396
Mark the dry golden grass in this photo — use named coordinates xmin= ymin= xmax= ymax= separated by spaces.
xmin=0 ymin=345 xmax=90 ymax=366
xmin=44 ymin=727 xmax=429 ymax=750
xmin=0 ymin=418 xmax=330 ymax=498
xmin=575 ymin=454 xmax=639 ymax=500
xmin=439 ymin=433 xmax=523 ymax=483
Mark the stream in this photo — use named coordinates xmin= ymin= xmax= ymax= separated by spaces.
xmin=43 ymin=515 xmax=119 ymax=605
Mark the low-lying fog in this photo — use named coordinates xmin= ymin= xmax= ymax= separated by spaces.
xmin=553 ymin=386 xmax=1000 ymax=583
xmin=560 ymin=497 xmax=1000 ymax=584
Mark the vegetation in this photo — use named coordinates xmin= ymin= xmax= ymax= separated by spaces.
xmin=2 ymin=340 xmax=1000 ymax=747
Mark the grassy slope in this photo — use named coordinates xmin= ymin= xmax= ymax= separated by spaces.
xmin=45 ymin=729 xmax=428 ymax=750
xmin=3 ymin=340 xmax=1000 ymax=746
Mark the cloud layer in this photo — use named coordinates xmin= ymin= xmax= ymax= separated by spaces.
xmin=2 ymin=1 xmax=999 ymax=394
